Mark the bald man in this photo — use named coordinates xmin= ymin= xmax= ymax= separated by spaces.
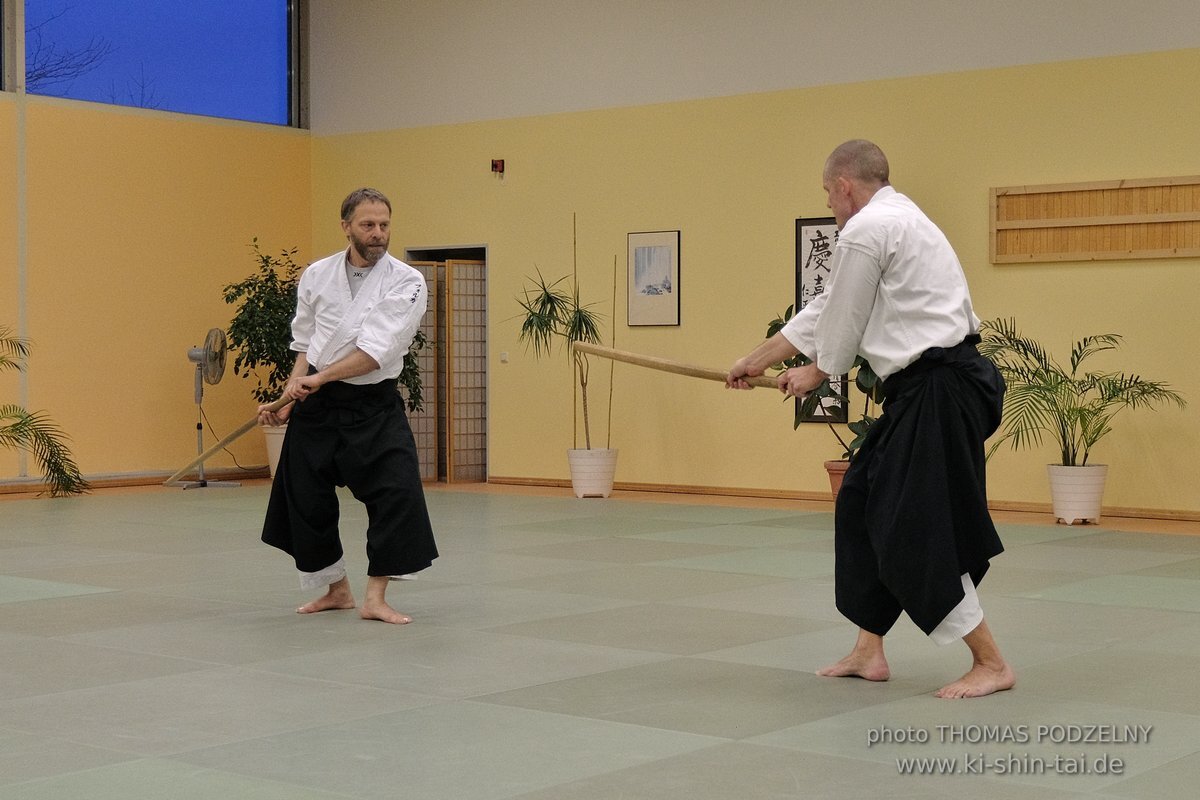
xmin=728 ymin=140 xmax=1014 ymax=699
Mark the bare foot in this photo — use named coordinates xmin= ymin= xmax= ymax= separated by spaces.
xmin=360 ymin=598 xmax=412 ymax=625
xmin=297 ymin=578 xmax=355 ymax=614
xmin=937 ymin=618 xmax=1015 ymax=698
xmin=817 ymin=651 xmax=891 ymax=681
xmin=935 ymin=661 xmax=1015 ymax=699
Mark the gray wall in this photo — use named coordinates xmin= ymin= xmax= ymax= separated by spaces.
xmin=308 ymin=0 xmax=1200 ymax=134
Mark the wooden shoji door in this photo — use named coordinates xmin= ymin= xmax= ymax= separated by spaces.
xmin=407 ymin=262 xmax=441 ymax=482
xmin=407 ymin=260 xmax=487 ymax=483
xmin=444 ymin=260 xmax=487 ymax=482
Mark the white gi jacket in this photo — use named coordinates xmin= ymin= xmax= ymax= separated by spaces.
xmin=291 ymin=249 xmax=427 ymax=384
xmin=781 ymin=186 xmax=979 ymax=380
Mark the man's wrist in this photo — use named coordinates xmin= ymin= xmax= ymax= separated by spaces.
xmin=745 ymin=354 xmax=772 ymax=376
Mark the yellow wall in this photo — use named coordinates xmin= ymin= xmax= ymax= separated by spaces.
xmin=312 ymin=49 xmax=1200 ymax=514
xmin=1 ymin=96 xmax=20 ymax=479
xmin=2 ymin=97 xmax=311 ymax=480
xmin=5 ymin=50 xmax=1198 ymax=515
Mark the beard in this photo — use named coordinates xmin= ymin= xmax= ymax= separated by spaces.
xmin=349 ymin=231 xmax=388 ymax=265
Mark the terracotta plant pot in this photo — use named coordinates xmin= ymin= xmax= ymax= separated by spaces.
xmin=824 ymin=459 xmax=850 ymax=499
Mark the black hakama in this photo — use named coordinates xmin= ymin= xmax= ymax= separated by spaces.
xmin=261 ymin=378 xmax=438 ymax=578
xmin=833 ymin=336 xmax=1004 ymax=636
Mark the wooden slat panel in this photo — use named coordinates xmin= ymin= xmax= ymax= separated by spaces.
xmin=991 ymin=176 xmax=1200 ymax=263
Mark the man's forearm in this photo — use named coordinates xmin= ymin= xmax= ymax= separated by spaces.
xmin=309 ymin=348 xmax=380 ymax=386
xmin=742 ymin=332 xmax=801 ymax=375
xmin=289 ymin=352 xmax=310 ymax=380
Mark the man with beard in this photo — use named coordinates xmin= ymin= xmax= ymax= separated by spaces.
xmin=258 ymin=187 xmax=438 ymax=624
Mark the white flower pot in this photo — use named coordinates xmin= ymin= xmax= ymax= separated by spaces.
xmin=1047 ymin=464 xmax=1108 ymax=525
xmin=567 ymin=448 xmax=618 ymax=498
xmin=262 ymin=423 xmax=288 ymax=477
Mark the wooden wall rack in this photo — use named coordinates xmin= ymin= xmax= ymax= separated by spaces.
xmin=990 ymin=176 xmax=1200 ymax=263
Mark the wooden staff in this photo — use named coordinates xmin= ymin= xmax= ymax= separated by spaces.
xmin=571 ymin=342 xmax=779 ymax=389
xmin=162 ymin=396 xmax=293 ymax=485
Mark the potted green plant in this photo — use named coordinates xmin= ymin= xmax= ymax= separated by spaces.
xmin=1 ymin=325 xmax=88 ymax=496
xmin=765 ymin=306 xmax=883 ymax=496
xmin=223 ymin=239 xmax=427 ymax=475
xmin=223 ymin=239 xmax=302 ymax=474
xmin=397 ymin=330 xmax=428 ymax=413
xmin=979 ymin=317 xmax=1186 ymax=524
xmin=516 ymin=218 xmax=615 ymax=497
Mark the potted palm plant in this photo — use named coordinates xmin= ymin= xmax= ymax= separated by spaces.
xmin=1 ymin=325 xmax=88 ymax=496
xmin=516 ymin=218 xmax=615 ymax=498
xmin=224 ymin=239 xmax=426 ymax=475
xmin=979 ymin=317 xmax=1186 ymax=524
xmin=766 ymin=306 xmax=883 ymax=496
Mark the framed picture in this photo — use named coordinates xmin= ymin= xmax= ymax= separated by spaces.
xmin=795 ymin=217 xmax=848 ymax=423
xmin=797 ymin=217 xmax=838 ymax=308
xmin=627 ymin=230 xmax=680 ymax=326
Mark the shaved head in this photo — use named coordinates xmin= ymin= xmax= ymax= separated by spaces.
xmin=824 ymin=140 xmax=890 ymax=187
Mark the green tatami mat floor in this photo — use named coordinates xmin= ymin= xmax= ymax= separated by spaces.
xmin=1 ymin=484 xmax=1199 ymax=799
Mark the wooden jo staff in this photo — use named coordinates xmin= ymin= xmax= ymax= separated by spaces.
xmin=571 ymin=342 xmax=779 ymax=389
xmin=166 ymin=345 xmax=771 ymax=485
xmin=162 ymin=396 xmax=293 ymax=486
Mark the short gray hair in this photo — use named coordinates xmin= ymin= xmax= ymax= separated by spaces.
xmin=340 ymin=187 xmax=392 ymax=221
xmin=824 ymin=140 xmax=890 ymax=186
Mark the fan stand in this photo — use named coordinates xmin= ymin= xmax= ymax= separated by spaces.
xmin=178 ymin=361 xmax=241 ymax=489
xmin=177 ymin=330 xmax=240 ymax=490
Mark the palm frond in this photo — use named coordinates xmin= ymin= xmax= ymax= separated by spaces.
xmin=516 ymin=270 xmax=576 ymax=358
xmin=562 ymin=302 xmax=604 ymax=346
xmin=514 ymin=241 xmax=613 ymax=449
xmin=991 ymin=382 xmax=1052 ymax=452
xmin=981 ymin=317 xmax=1186 ymax=466
xmin=979 ymin=317 xmax=1058 ymax=373
xmin=1092 ymin=373 xmax=1186 ymax=410
xmin=0 ymin=326 xmax=32 ymax=373
xmin=0 ymin=404 xmax=89 ymax=496
xmin=1069 ymin=333 xmax=1121 ymax=376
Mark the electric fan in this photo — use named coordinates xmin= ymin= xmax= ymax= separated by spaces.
xmin=178 ymin=328 xmax=240 ymax=488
